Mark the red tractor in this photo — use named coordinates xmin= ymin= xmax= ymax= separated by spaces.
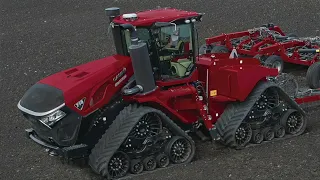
xmin=200 ymin=24 xmax=320 ymax=88
xmin=17 ymin=7 xmax=320 ymax=179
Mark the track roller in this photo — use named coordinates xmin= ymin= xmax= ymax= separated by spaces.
xmin=273 ymin=125 xmax=285 ymax=138
xmin=250 ymin=130 xmax=263 ymax=144
xmin=130 ymin=159 xmax=143 ymax=174
xmin=143 ymin=156 xmax=157 ymax=171
xmin=261 ymin=127 xmax=275 ymax=141
xmin=156 ymin=153 xmax=170 ymax=168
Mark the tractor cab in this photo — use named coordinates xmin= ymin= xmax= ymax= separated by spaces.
xmin=106 ymin=7 xmax=203 ymax=81
xmin=151 ymin=21 xmax=196 ymax=79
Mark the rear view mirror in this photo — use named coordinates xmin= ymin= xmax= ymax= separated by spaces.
xmin=120 ymin=24 xmax=135 ymax=31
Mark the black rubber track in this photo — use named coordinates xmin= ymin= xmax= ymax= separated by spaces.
xmin=88 ymin=104 xmax=195 ymax=179
xmin=215 ymin=80 xmax=306 ymax=150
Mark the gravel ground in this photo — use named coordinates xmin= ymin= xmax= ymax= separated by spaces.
xmin=1 ymin=0 xmax=320 ymax=180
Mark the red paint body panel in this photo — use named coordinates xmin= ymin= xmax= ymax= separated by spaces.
xmin=196 ymin=53 xmax=278 ymax=101
xmin=124 ymin=54 xmax=279 ymax=129
xmin=39 ymin=55 xmax=133 ymax=116
xmin=123 ymin=84 xmax=200 ymax=124
xmin=113 ymin=8 xmax=200 ymax=26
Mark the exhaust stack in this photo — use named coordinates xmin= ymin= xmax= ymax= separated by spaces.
xmin=122 ymin=25 xmax=156 ymax=95
xmin=128 ymin=40 xmax=156 ymax=94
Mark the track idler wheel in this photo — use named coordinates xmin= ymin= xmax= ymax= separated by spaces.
xmin=107 ymin=151 xmax=130 ymax=179
xmin=250 ymin=130 xmax=263 ymax=144
xmin=234 ymin=123 xmax=253 ymax=148
xmin=130 ymin=159 xmax=143 ymax=174
xmin=156 ymin=153 xmax=170 ymax=168
xmin=281 ymin=109 xmax=306 ymax=135
xmin=143 ymin=156 xmax=157 ymax=171
xmin=273 ymin=125 xmax=285 ymax=138
xmin=262 ymin=127 xmax=275 ymax=141
xmin=165 ymin=136 xmax=194 ymax=164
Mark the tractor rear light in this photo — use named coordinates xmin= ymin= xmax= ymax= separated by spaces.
xmin=39 ymin=110 xmax=66 ymax=129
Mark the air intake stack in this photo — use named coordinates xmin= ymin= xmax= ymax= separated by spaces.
xmin=105 ymin=7 xmax=126 ymax=55
xmin=105 ymin=7 xmax=120 ymax=22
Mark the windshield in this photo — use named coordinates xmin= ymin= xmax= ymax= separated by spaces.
xmin=154 ymin=23 xmax=193 ymax=54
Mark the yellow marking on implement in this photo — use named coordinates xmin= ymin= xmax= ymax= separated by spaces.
xmin=316 ymin=49 xmax=320 ymax=53
xmin=210 ymin=90 xmax=217 ymax=96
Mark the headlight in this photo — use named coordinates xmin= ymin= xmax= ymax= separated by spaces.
xmin=39 ymin=110 xmax=66 ymax=128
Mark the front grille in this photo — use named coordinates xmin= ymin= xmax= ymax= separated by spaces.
xmin=21 ymin=106 xmax=82 ymax=147
xmin=23 ymin=113 xmax=49 ymax=131
xmin=22 ymin=113 xmax=55 ymax=145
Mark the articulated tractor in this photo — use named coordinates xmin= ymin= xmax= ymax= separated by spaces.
xmin=18 ymin=7 xmax=319 ymax=179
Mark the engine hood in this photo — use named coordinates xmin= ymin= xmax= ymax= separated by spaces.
xmin=39 ymin=55 xmax=131 ymax=92
xmin=18 ymin=54 xmax=132 ymax=116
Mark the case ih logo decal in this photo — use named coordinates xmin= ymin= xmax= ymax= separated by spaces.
xmin=74 ymin=98 xmax=86 ymax=110
xmin=113 ymin=68 xmax=126 ymax=82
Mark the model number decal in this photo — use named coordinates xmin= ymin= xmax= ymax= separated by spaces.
xmin=74 ymin=97 xmax=86 ymax=110
xmin=113 ymin=68 xmax=126 ymax=82
xmin=115 ymin=74 xmax=127 ymax=87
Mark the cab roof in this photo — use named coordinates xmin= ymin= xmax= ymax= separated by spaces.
xmin=112 ymin=8 xmax=201 ymax=27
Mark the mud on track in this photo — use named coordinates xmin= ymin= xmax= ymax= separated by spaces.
xmin=1 ymin=0 xmax=320 ymax=180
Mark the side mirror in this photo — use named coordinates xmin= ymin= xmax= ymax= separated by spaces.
xmin=120 ymin=24 xmax=138 ymax=42
xmin=120 ymin=24 xmax=135 ymax=31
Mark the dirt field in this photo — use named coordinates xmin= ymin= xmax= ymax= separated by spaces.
xmin=1 ymin=0 xmax=320 ymax=180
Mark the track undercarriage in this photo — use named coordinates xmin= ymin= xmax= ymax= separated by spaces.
xmin=215 ymin=80 xmax=307 ymax=149
xmin=88 ymin=104 xmax=196 ymax=179
xmin=86 ymin=77 xmax=312 ymax=179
